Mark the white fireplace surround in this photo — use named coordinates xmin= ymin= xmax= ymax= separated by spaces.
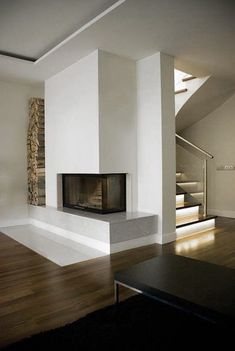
xmin=27 ymin=49 xmax=175 ymax=252
xmin=45 ymin=50 xmax=138 ymax=213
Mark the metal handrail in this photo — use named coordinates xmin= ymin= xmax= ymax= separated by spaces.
xmin=176 ymin=133 xmax=213 ymax=216
xmin=175 ymin=133 xmax=213 ymax=159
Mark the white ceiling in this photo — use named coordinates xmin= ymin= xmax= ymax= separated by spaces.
xmin=0 ymin=0 xmax=117 ymax=59
xmin=1 ymin=0 xmax=235 ymax=84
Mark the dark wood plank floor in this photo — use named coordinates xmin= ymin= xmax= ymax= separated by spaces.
xmin=0 ymin=216 xmax=234 ymax=348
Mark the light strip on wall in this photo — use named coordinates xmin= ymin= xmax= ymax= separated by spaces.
xmin=35 ymin=0 xmax=127 ymax=64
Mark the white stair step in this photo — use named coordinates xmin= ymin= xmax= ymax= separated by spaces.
xmin=176 ymin=202 xmax=201 ymax=210
xmin=176 ymin=194 xmax=184 ymax=206
xmin=176 ymin=216 xmax=216 ymax=238
xmin=177 ymin=181 xmax=202 ymax=193
xmin=176 ymin=205 xmax=199 ymax=221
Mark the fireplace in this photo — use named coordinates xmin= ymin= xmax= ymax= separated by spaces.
xmin=62 ymin=174 xmax=126 ymax=214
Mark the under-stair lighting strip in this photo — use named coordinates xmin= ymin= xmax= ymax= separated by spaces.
xmin=176 ymin=219 xmax=215 ymax=238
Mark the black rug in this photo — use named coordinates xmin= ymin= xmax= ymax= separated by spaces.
xmin=3 ymin=295 xmax=233 ymax=350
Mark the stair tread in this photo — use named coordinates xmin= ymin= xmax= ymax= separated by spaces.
xmin=176 ymin=189 xmax=187 ymax=195
xmin=177 ymin=180 xmax=199 ymax=183
xmin=176 ymin=184 xmax=187 ymax=195
xmin=176 ymin=215 xmax=217 ymax=228
xmin=175 ymin=88 xmax=188 ymax=94
xmin=182 ymin=76 xmax=196 ymax=82
xmin=176 ymin=202 xmax=201 ymax=210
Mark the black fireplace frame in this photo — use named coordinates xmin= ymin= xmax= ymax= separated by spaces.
xmin=62 ymin=173 xmax=126 ymax=214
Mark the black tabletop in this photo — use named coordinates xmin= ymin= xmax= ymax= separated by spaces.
xmin=115 ymin=255 xmax=235 ymax=324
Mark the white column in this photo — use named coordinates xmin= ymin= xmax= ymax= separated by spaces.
xmin=137 ymin=52 xmax=176 ymax=244
xmin=98 ymin=50 xmax=137 ymax=211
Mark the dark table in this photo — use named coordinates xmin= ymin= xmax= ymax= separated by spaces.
xmin=114 ymin=255 xmax=235 ymax=325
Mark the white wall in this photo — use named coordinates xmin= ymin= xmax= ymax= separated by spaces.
xmin=161 ymin=54 xmax=176 ymax=238
xmin=98 ymin=50 xmax=137 ymax=211
xmin=137 ymin=54 xmax=162 ymax=214
xmin=182 ymin=92 xmax=235 ymax=218
xmin=0 ymin=80 xmax=44 ymax=226
xmin=45 ymin=51 xmax=100 ymax=207
xmin=137 ymin=53 xmax=175 ymax=243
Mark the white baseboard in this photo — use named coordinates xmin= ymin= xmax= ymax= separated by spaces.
xmin=112 ymin=231 xmax=176 ymax=249
xmin=154 ymin=231 xmax=176 ymax=245
xmin=162 ymin=231 xmax=177 ymax=244
xmin=110 ymin=234 xmax=159 ymax=253
xmin=208 ymin=209 xmax=235 ymax=219
xmin=0 ymin=218 xmax=30 ymax=228
xmin=29 ymin=218 xmax=109 ymax=254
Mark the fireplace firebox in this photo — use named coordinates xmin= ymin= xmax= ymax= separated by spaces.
xmin=62 ymin=174 xmax=126 ymax=214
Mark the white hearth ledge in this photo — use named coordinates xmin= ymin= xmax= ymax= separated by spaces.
xmin=28 ymin=205 xmax=158 ymax=254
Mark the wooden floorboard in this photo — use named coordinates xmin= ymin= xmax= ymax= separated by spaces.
xmin=0 ymin=216 xmax=234 ymax=347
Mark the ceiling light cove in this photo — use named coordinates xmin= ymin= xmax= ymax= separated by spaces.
xmin=0 ymin=0 xmax=126 ymax=64
xmin=0 ymin=50 xmax=36 ymax=63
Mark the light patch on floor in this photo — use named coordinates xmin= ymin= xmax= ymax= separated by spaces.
xmin=0 ymin=224 xmax=106 ymax=266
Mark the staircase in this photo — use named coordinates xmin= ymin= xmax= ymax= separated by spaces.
xmin=176 ymin=175 xmax=216 ymax=238
xmin=174 ymin=72 xmax=209 ymax=117
xmin=175 ymin=71 xmax=217 ymax=238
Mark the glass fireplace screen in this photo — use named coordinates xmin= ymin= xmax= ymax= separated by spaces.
xmin=62 ymin=174 xmax=126 ymax=214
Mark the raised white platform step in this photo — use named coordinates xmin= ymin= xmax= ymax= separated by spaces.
xmin=0 ymin=224 xmax=105 ymax=266
xmin=29 ymin=206 xmax=158 ymax=253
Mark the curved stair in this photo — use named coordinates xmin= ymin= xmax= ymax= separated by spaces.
xmin=174 ymin=70 xmax=235 ymax=131
xmin=173 ymin=70 xmax=230 ymax=239
xmin=174 ymin=70 xmax=209 ymax=116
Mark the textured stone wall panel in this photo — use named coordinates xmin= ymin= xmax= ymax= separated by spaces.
xmin=27 ymin=98 xmax=45 ymax=205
